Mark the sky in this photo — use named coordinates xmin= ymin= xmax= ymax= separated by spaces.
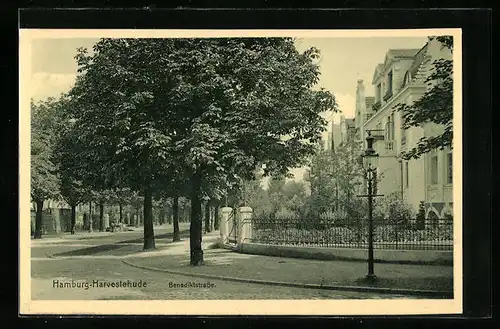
xmin=30 ymin=36 xmax=428 ymax=182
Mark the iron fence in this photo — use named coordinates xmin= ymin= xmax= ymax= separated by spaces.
xmin=250 ymin=217 xmax=453 ymax=251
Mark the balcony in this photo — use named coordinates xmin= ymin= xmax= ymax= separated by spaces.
xmin=383 ymin=90 xmax=393 ymax=102
xmin=372 ymin=101 xmax=381 ymax=112
xmin=385 ymin=140 xmax=395 ymax=154
xmin=385 ymin=140 xmax=394 ymax=151
xmin=401 ymin=135 xmax=407 ymax=146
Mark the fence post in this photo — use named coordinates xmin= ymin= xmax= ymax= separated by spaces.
xmin=220 ymin=207 xmax=232 ymax=245
xmin=238 ymin=206 xmax=253 ymax=247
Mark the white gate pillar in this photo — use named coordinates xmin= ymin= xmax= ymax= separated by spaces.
xmin=220 ymin=207 xmax=232 ymax=245
xmin=238 ymin=206 xmax=253 ymax=247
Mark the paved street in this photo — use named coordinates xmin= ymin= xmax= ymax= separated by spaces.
xmin=30 ymin=227 xmax=418 ymax=300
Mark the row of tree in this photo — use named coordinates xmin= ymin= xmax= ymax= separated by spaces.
xmin=31 ymin=37 xmax=338 ymax=266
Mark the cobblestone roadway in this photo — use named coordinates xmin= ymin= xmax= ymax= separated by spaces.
xmin=29 ymin=229 xmax=417 ymax=300
xmin=32 ymin=258 xmax=413 ymax=300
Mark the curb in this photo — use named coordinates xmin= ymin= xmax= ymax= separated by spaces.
xmin=122 ymin=259 xmax=453 ymax=298
xmin=235 ymin=243 xmax=453 ymax=266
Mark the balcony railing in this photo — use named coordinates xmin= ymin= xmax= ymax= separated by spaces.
xmin=385 ymin=140 xmax=395 ymax=152
xmin=372 ymin=101 xmax=381 ymax=112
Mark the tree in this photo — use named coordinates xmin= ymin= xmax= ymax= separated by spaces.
xmin=69 ymin=39 xmax=181 ymax=250
xmin=53 ymin=98 xmax=92 ymax=234
xmin=396 ymin=36 xmax=453 ymax=160
xmin=167 ymin=38 xmax=336 ymax=265
xmin=266 ymin=178 xmax=307 ymax=216
xmin=307 ymin=136 xmax=365 ymax=219
xmin=69 ymin=38 xmax=336 ymax=265
xmin=94 ymin=189 xmax=116 ymax=231
xmin=30 ymin=98 xmax=61 ymax=238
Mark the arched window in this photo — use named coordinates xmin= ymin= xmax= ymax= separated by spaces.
xmin=427 ymin=210 xmax=439 ymax=219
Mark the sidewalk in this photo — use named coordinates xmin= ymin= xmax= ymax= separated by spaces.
xmin=44 ymin=229 xmax=453 ymax=297
xmin=31 ymin=224 xmax=185 ymax=245
xmin=120 ymin=233 xmax=454 ymax=297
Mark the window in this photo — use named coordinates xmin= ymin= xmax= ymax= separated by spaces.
xmin=447 ymin=153 xmax=453 ymax=184
xmin=390 ymin=113 xmax=395 ymax=139
xmin=386 ymin=114 xmax=395 ymax=140
xmin=405 ymin=162 xmax=409 ymax=188
xmin=401 ymin=125 xmax=407 ymax=145
xmin=376 ymin=84 xmax=382 ymax=102
xmin=388 ymin=70 xmax=393 ymax=94
xmin=430 ymin=156 xmax=438 ymax=185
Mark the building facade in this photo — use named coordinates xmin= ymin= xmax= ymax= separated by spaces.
xmin=355 ymin=38 xmax=453 ymax=218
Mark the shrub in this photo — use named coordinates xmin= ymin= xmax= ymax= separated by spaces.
xmin=416 ymin=201 xmax=426 ymax=230
xmin=275 ymin=208 xmax=298 ymax=220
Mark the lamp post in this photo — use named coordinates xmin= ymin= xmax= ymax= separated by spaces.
xmin=361 ymin=131 xmax=380 ymax=281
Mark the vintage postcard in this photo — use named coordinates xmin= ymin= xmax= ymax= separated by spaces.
xmin=19 ymin=28 xmax=462 ymax=315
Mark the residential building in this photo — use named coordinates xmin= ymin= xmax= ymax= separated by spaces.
xmin=356 ymin=39 xmax=453 ymax=218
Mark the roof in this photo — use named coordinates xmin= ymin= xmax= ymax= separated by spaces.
xmin=408 ymin=44 xmax=429 ymax=82
xmin=372 ymin=64 xmax=384 ymax=84
xmin=387 ymin=49 xmax=421 ymax=58
xmin=372 ymin=49 xmax=422 ymax=84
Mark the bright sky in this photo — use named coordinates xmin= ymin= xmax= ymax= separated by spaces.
xmin=30 ymin=36 xmax=428 ymax=182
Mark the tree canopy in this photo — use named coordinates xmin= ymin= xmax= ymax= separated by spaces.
xmin=66 ymin=37 xmax=337 ymax=263
xmin=31 ymin=97 xmax=61 ymax=203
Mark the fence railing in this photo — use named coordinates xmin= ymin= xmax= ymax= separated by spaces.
xmin=250 ymin=218 xmax=453 ymax=251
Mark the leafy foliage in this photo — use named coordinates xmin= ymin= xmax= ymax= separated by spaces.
xmin=52 ymin=95 xmax=91 ymax=207
xmin=65 ymin=37 xmax=336 ymax=260
xmin=397 ymin=36 xmax=453 ymax=160
xmin=308 ymin=137 xmax=365 ymax=217
xmin=31 ymin=98 xmax=61 ymax=203
xmin=373 ymin=192 xmax=414 ymax=223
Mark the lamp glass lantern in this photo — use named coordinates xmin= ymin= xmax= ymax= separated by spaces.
xmin=362 ymin=133 xmax=379 ymax=173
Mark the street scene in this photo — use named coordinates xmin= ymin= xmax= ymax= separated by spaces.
xmin=26 ymin=32 xmax=455 ymax=303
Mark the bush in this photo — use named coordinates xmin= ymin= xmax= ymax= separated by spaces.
xmin=275 ymin=208 xmax=298 ymax=220
xmin=319 ymin=208 xmax=349 ymax=226
xmin=374 ymin=192 xmax=414 ymax=224
xmin=416 ymin=201 xmax=426 ymax=230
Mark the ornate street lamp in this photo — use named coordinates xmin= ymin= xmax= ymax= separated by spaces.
xmin=361 ymin=131 xmax=380 ymax=280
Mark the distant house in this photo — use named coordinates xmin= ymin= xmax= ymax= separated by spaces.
xmin=30 ymin=198 xmax=72 ymax=234
xmin=355 ymin=39 xmax=453 ymax=218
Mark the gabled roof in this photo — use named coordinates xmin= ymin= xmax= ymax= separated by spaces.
xmin=372 ymin=64 xmax=384 ymax=84
xmin=387 ymin=48 xmax=421 ymax=59
xmin=408 ymin=44 xmax=429 ymax=82
xmin=373 ymin=49 xmax=422 ymax=84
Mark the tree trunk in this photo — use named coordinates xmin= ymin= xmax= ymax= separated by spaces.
xmin=34 ymin=200 xmax=44 ymax=239
xmin=214 ymin=205 xmax=220 ymax=230
xmin=189 ymin=171 xmax=204 ymax=266
xmin=143 ymin=185 xmax=155 ymax=250
xmin=135 ymin=205 xmax=140 ymax=227
xmin=119 ymin=203 xmax=123 ymax=223
xmin=204 ymin=202 xmax=211 ymax=233
xmin=88 ymin=201 xmax=93 ymax=232
xmin=70 ymin=204 xmax=77 ymax=234
xmin=99 ymin=202 xmax=104 ymax=232
xmin=173 ymin=195 xmax=180 ymax=242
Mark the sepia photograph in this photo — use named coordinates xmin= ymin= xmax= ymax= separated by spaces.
xmin=19 ymin=28 xmax=462 ymax=315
